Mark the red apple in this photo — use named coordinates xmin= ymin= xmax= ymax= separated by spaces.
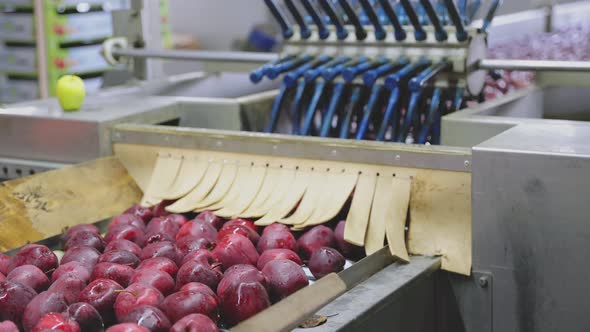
xmin=152 ymin=200 xmax=173 ymax=218
xmin=124 ymin=204 xmax=153 ymax=223
xmin=262 ymin=259 xmax=309 ymax=301
xmin=23 ymin=291 xmax=69 ymax=331
xmin=78 ymin=279 xmax=123 ymax=324
xmin=108 ymin=214 xmax=146 ymax=232
xmin=104 ymin=239 xmax=142 ymax=258
xmin=51 ymin=261 xmax=90 ymax=283
xmin=257 ymin=249 xmax=302 ymax=270
xmin=216 ymin=224 xmax=260 ymax=244
xmin=223 ymin=218 xmax=258 ymax=233
xmin=170 ymin=313 xmax=218 ymax=332
xmin=65 ymin=302 xmax=104 ymax=332
xmin=308 ymin=247 xmax=345 ymax=279
xmin=181 ymin=249 xmax=215 ymax=266
xmin=136 ymin=257 xmax=178 ymax=278
xmin=121 ymin=305 xmax=171 ymax=332
xmin=0 ymin=320 xmax=18 ymax=332
xmin=114 ymin=283 xmax=164 ymax=322
xmin=219 ymin=281 xmax=270 ymax=327
xmin=91 ymin=262 xmax=135 ymax=287
xmin=256 ymin=230 xmax=298 ymax=253
xmin=98 ymin=250 xmax=140 ymax=269
xmin=0 ymin=280 xmax=37 ymax=323
xmin=297 ymin=225 xmax=335 ymax=259
xmin=8 ymin=244 xmax=58 ymax=275
xmin=212 ymin=234 xmax=259 ymax=270
xmin=217 ymin=264 xmax=267 ymax=299
xmin=262 ymin=223 xmax=290 ymax=235
xmin=106 ymin=323 xmax=149 ymax=332
xmin=129 ymin=270 xmax=175 ymax=296
xmin=104 ymin=225 xmax=146 ymax=248
xmin=0 ymin=254 xmax=10 ymax=275
xmin=140 ymin=241 xmax=179 ymax=263
xmin=61 ymin=225 xmax=100 ymax=246
xmin=179 ymin=282 xmax=217 ymax=300
xmin=146 ymin=217 xmax=180 ymax=243
xmin=334 ymin=220 xmax=363 ymax=258
xmin=194 ymin=211 xmax=224 ymax=230
xmin=176 ymin=260 xmax=222 ymax=291
xmin=7 ymin=265 xmax=50 ymax=292
xmin=48 ymin=276 xmax=86 ymax=304
xmin=32 ymin=312 xmax=80 ymax=332
xmin=176 ymin=220 xmax=217 ymax=243
xmin=60 ymin=246 xmax=101 ymax=273
xmin=159 ymin=290 xmax=219 ymax=323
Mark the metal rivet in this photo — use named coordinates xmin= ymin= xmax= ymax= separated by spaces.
xmin=395 ymin=155 xmax=401 ymax=161
xmin=464 ymin=160 xmax=470 ymax=167
xmin=478 ymin=276 xmax=488 ymax=288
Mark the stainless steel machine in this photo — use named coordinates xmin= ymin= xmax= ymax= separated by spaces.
xmin=1 ymin=2 xmax=590 ymax=331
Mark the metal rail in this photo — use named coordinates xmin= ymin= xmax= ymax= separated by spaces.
xmin=478 ymin=59 xmax=590 ymax=72
xmin=111 ymin=48 xmax=278 ymax=64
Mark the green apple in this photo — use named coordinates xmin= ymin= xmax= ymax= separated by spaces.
xmin=56 ymin=75 xmax=86 ymax=112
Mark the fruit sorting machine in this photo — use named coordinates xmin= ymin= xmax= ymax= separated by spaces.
xmin=1 ymin=2 xmax=590 ymax=329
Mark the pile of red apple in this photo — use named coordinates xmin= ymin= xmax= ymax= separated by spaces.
xmin=0 ymin=201 xmax=362 ymax=331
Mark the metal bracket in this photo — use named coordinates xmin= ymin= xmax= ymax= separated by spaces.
xmin=448 ymin=270 xmax=493 ymax=332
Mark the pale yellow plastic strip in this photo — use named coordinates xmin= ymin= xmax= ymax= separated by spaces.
xmin=279 ymin=169 xmax=327 ymax=226
xmin=206 ymin=163 xmax=252 ymax=213
xmin=237 ymin=166 xmax=281 ymax=217
xmin=158 ymin=158 xmax=208 ymax=200
xmin=165 ymin=162 xmax=222 ymax=213
xmin=364 ymin=175 xmax=393 ymax=255
xmin=140 ymin=153 xmax=182 ymax=206
xmin=255 ymin=168 xmax=311 ymax=226
xmin=192 ymin=162 xmax=239 ymax=211
xmin=215 ymin=165 xmax=267 ymax=218
xmin=246 ymin=167 xmax=296 ymax=219
xmin=343 ymin=172 xmax=377 ymax=246
xmin=295 ymin=171 xmax=359 ymax=229
xmin=385 ymin=177 xmax=411 ymax=262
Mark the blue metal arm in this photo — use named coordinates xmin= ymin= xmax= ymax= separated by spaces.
xmin=264 ymin=0 xmax=294 ymax=39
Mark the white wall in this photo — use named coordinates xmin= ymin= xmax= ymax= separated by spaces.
xmin=169 ymin=0 xmax=272 ymax=51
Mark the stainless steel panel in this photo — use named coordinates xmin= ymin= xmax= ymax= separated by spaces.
xmin=111 ymin=124 xmax=472 ymax=172
xmin=292 ymin=257 xmax=441 ymax=332
xmin=472 ymin=123 xmax=590 ymax=332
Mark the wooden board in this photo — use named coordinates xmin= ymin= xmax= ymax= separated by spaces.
xmin=0 ymin=157 xmax=142 ymax=252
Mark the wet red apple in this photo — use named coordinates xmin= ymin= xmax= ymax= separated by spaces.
xmin=334 ymin=221 xmax=363 ymax=258
xmin=98 ymin=250 xmax=140 ymax=269
xmin=257 ymin=249 xmax=302 ymax=270
xmin=66 ymin=302 xmax=104 ymax=332
xmin=130 ymin=270 xmax=175 ymax=296
xmin=0 ymin=254 xmax=10 ymax=275
xmin=194 ymin=211 xmax=224 ymax=230
xmin=60 ymin=246 xmax=101 ymax=272
xmin=136 ymin=257 xmax=179 ymax=278
xmin=146 ymin=217 xmax=180 ymax=243
xmin=181 ymin=249 xmax=215 ymax=266
xmin=61 ymin=225 xmax=100 ymax=246
xmin=32 ymin=312 xmax=80 ymax=332
xmin=256 ymin=230 xmax=298 ymax=253
xmin=23 ymin=291 xmax=69 ymax=331
xmin=223 ymin=218 xmax=258 ymax=233
xmin=160 ymin=289 xmax=219 ymax=323
xmin=152 ymin=200 xmax=173 ymax=218
xmin=220 ymin=281 xmax=270 ymax=327
xmin=51 ymin=261 xmax=90 ymax=283
xmin=109 ymin=214 xmax=146 ymax=232
xmin=308 ymin=247 xmax=345 ymax=279
xmin=262 ymin=223 xmax=290 ymax=235
xmin=176 ymin=260 xmax=222 ymax=291
xmin=297 ymin=225 xmax=335 ymax=259
xmin=121 ymin=305 xmax=171 ymax=332
xmin=104 ymin=225 xmax=146 ymax=248
xmin=0 ymin=280 xmax=37 ymax=323
xmin=170 ymin=313 xmax=218 ymax=332
xmin=0 ymin=320 xmax=18 ymax=332
xmin=7 ymin=265 xmax=50 ymax=292
xmin=104 ymin=239 xmax=142 ymax=258
xmin=176 ymin=220 xmax=217 ymax=243
xmin=91 ymin=262 xmax=135 ymax=287
xmin=124 ymin=204 xmax=153 ymax=223
xmin=217 ymin=224 xmax=260 ymax=244
xmin=78 ymin=279 xmax=123 ymax=324
xmin=216 ymin=264 xmax=267 ymax=299
xmin=8 ymin=244 xmax=58 ymax=275
xmin=212 ymin=234 xmax=259 ymax=270
xmin=105 ymin=323 xmax=149 ymax=332
xmin=114 ymin=283 xmax=164 ymax=322
xmin=48 ymin=276 xmax=86 ymax=304
xmin=64 ymin=231 xmax=105 ymax=252
xmin=262 ymin=259 xmax=309 ymax=301
xmin=179 ymin=282 xmax=217 ymax=300
xmin=140 ymin=241 xmax=179 ymax=263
